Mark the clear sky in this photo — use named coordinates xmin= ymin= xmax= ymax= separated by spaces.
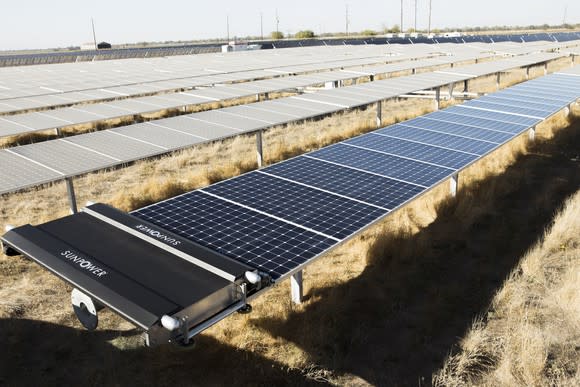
xmin=1 ymin=0 xmax=578 ymax=50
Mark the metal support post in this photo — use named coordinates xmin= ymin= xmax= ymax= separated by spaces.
xmin=411 ymin=68 xmax=416 ymax=74
xmin=448 ymin=82 xmax=455 ymax=101
xmin=435 ymin=87 xmax=441 ymax=110
xmin=496 ymin=72 xmax=501 ymax=91
xmin=256 ymin=130 xmax=263 ymax=168
xmin=263 ymin=92 xmax=269 ymax=101
xmin=376 ymin=101 xmax=382 ymax=127
xmin=525 ymin=66 xmax=530 ymax=80
xmin=255 ymin=93 xmax=260 ymax=102
xmin=55 ymin=128 xmax=62 ymax=137
xmin=65 ymin=177 xmax=78 ymax=214
xmin=291 ymin=270 xmax=303 ymax=304
xmin=369 ymin=74 xmax=374 ymax=82
xmin=528 ymin=125 xmax=536 ymax=141
xmin=572 ymin=55 xmax=576 ymax=67
xmin=463 ymin=79 xmax=469 ymax=93
xmin=449 ymin=173 xmax=459 ymax=197
xmin=543 ymin=62 xmax=548 ymax=75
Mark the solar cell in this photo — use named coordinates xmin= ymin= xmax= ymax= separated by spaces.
xmin=345 ymin=133 xmax=478 ymax=169
xmin=202 ymin=172 xmax=389 ymax=239
xmin=463 ymin=100 xmax=554 ymax=118
xmin=132 ymin=191 xmax=337 ymax=279
xmin=420 ymin=111 xmax=526 ymax=136
xmin=445 ymin=105 xmax=541 ymax=126
xmin=401 ymin=116 xmax=513 ymax=143
xmin=0 ymin=150 xmax=63 ymax=194
xmin=262 ymin=156 xmax=424 ymax=210
xmin=376 ymin=124 xmax=501 ymax=155
xmin=308 ymin=143 xmax=453 ymax=187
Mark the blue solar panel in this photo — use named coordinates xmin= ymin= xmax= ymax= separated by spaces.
xmin=507 ymin=84 xmax=578 ymax=100
xmin=308 ymin=143 xmax=453 ymax=187
xmin=202 ymin=172 xmax=388 ymax=240
xmin=262 ymin=156 xmax=424 ymax=210
xmin=400 ymin=116 xmax=512 ymax=141
xmin=483 ymin=94 xmax=569 ymax=108
xmin=445 ymin=106 xmax=541 ymax=126
xmin=492 ymin=90 xmax=572 ymax=104
xmin=502 ymin=87 xmax=571 ymax=103
xmin=345 ymin=133 xmax=478 ymax=169
xmin=423 ymin=111 xmax=526 ymax=136
xmin=132 ymin=191 xmax=336 ymax=279
xmin=477 ymin=95 xmax=562 ymax=111
xmin=463 ymin=100 xmax=551 ymax=118
xmin=376 ymin=125 xmax=500 ymax=155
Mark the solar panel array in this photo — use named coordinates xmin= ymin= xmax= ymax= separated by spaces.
xmin=132 ymin=72 xmax=580 ymax=280
xmin=1 ymin=57 xmax=572 ymax=196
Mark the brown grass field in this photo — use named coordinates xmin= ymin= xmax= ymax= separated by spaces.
xmin=0 ymin=57 xmax=578 ymax=386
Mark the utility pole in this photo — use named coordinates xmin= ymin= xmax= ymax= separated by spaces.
xmin=260 ymin=12 xmax=263 ymax=40
xmin=91 ymin=18 xmax=97 ymax=50
xmin=414 ymin=0 xmax=417 ymax=32
xmin=428 ymin=0 xmax=432 ymax=34
xmin=400 ymin=0 xmax=404 ymax=33
xmin=226 ymin=15 xmax=230 ymax=42
xmin=276 ymin=9 xmax=280 ymax=35
xmin=345 ymin=4 xmax=349 ymax=36
xmin=563 ymin=5 xmax=568 ymax=24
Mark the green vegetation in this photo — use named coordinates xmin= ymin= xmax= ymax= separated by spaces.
xmin=270 ymin=31 xmax=284 ymax=40
xmin=360 ymin=29 xmax=377 ymax=36
xmin=294 ymin=30 xmax=315 ymax=39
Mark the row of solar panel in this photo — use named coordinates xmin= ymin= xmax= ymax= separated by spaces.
xmin=0 ymin=55 xmax=476 ymax=137
xmin=0 ymin=54 xmax=560 ymax=141
xmin=132 ymin=72 xmax=580 ymax=280
xmin=0 ymin=61 xmax=575 ymax=196
xmin=0 ymin=44 xmax=423 ymax=100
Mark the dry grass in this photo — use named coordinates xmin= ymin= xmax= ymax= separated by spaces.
xmin=433 ymin=189 xmax=580 ymax=387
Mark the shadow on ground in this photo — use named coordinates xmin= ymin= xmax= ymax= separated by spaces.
xmin=0 ymin=318 xmax=321 ymax=386
xmin=253 ymin=118 xmax=580 ymax=385
xmin=1 ymin=119 xmax=579 ymax=387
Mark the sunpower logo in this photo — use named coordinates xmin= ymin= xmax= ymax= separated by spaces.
xmin=60 ymin=250 xmax=108 ymax=278
xmin=135 ymin=224 xmax=181 ymax=246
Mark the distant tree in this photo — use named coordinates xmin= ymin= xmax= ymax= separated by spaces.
xmin=407 ymin=28 xmax=416 ymax=33
xmin=271 ymin=31 xmax=284 ymax=40
xmin=360 ymin=29 xmax=377 ymax=36
xmin=295 ymin=30 xmax=315 ymax=39
xmin=391 ymin=24 xmax=401 ymax=33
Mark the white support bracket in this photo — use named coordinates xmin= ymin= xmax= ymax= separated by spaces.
xmin=255 ymin=93 xmax=260 ymax=102
xmin=256 ymin=129 xmax=263 ymax=168
xmin=291 ymin=270 xmax=303 ymax=304
xmin=376 ymin=101 xmax=382 ymax=127
xmin=434 ymin=87 xmax=441 ymax=110
xmin=528 ymin=125 xmax=536 ymax=141
xmin=65 ymin=177 xmax=78 ymax=214
xmin=55 ymin=128 xmax=62 ymax=137
xmin=449 ymin=173 xmax=459 ymax=198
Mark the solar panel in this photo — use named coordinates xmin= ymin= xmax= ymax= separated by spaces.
xmin=444 ymin=105 xmax=541 ymax=126
xmin=463 ymin=100 xmax=554 ymax=118
xmin=202 ymin=172 xmax=389 ymax=239
xmin=376 ymin=124 xmax=501 ymax=155
xmin=345 ymin=133 xmax=479 ymax=169
xmin=261 ymin=156 xmax=424 ymax=210
xmin=399 ymin=116 xmax=514 ymax=144
xmin=132 ymin=191 xmax=337 ymax=279
xmin=0 ymin=151 xmax=63 ymax=194
xmin=424 ymin=111 xmax=529 ymax=135
xmin=308 ymin=143 xmax=453 ymax=187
